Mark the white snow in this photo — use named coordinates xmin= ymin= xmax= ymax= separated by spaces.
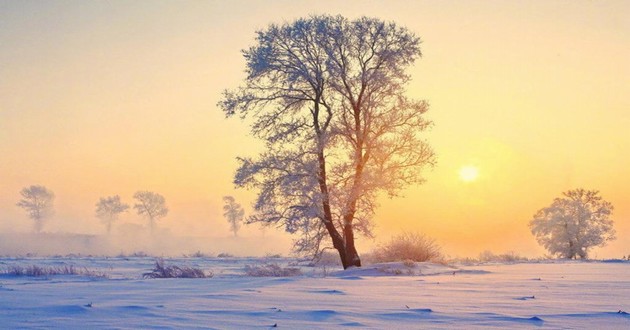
xmin=1 ymin=258 xmax=629 ymax=329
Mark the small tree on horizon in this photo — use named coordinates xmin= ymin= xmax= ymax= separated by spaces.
xmin=16 ymin=185 xmax=55 ymax=233
xmin=95 ymin=195 xmax=129 ymax=234
xmin=529 ymin=188 xmax=615 ymax=259
xmin=133 ymin=191 xmax=168 ymax=234
xmin=223 ymin=196 xmax=244 ymax=237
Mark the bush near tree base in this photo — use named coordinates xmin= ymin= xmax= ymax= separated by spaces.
xmin=371 ymin=232 xmax=443 ymax=263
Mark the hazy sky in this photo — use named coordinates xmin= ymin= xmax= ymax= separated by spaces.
xmin=1 ymin=0 xmax=628 ymax=258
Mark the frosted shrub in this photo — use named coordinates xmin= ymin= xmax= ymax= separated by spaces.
xmin=371 ymin=232 xmax=443 ymax=263
xmin=143 ymin=259 xmax=210 ymax=278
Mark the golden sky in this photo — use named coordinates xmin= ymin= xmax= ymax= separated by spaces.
xmin=1 ymin=0 xmax=628 ymax=258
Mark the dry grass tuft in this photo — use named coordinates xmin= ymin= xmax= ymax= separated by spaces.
xmin=2 ymin=265 xmax=108 ymax=278
xmin=143 ymin=258 xmax=211 ymax=278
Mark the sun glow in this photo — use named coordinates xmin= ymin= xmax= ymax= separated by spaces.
xmin=459 ymin=165 xmax=479 ymax=182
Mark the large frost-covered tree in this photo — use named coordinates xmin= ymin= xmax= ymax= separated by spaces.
xmin=223 ymin=196 xmax=244 ymax=237
xmin=95 ymin=195 xmax=129 ymax=234
xmin=529 ymin=189 xmax=615 ymax=259
xmin=16 ymin=185 xmax=55 ymax=233
xmin=133 ymin=191 xmax=168 ymax=234
xmin=220 ymin=15 xmax=435 ymax=268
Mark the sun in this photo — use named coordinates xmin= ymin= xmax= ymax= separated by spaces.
xmin=458 ymin=165 xmax=479 ymax=182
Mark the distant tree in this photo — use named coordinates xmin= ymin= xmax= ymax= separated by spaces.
xmin=95 ymin=195 xmax=129 ymax=234
xmin=223 ymin=196 xmax=244 ymax=237
xmin=220 ymin=15 xmax=435 ymax=269
xmin=16 ymin=185 xmax=55 ymax=233
xmin=529 ymin=189 xmax=615 ymax=259
xmin=133 ymin=191 xmax=168 ymax=233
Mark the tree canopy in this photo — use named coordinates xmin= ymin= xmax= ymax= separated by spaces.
xmin=16 ymin=185 xmax=55 ymax=233
xmin=530 ymin=189 xmax=615 ymax=259
xmin=220 ymin=15 xmax=434 ymax=268
xmin=133 ymin=191 xmax=168 ymax=233
xmin=223 ymin=196 xmax=245 ymax=237
xmin=95 ymin=195 xmax=129 ymax=234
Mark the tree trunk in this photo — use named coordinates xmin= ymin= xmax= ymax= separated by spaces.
xmin=330 ymin=226 xmax=349 ymax=269
xmin=337 ymin=156 xmax=365 ymax=269
xmin=316 ymin=150 xmax=354 ymax=269
xmin=311 ymin=96 xmax=362 ymax=269
xmin=343 ymin=222 xmax=361 ymax=268
xmin=34 ymin=218 xmax=43 ymax=233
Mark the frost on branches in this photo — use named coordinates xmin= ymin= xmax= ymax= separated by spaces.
xmin=220 ymin=15 xmax=435 ymax=268
xmin=529 ymin=189 xmax=615 ymax=259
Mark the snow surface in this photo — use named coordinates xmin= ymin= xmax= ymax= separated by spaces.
xmin=1 ymin=257 xmax=629 ymax=329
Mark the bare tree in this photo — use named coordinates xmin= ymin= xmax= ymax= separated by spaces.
xmin=16 ymin=185 xmax=55 ymax=233
xmin=95 ymin=195 xmax=129 ymax=234
xmin=220 ymin=15 xmax=435 ymax=268
xmin=133 ymin=191 xmax=168 ymax=234
xmin=223 ymin=196 xmax=244 ymax=237
xmin=530 ymin=189 xmax=615 ymax=259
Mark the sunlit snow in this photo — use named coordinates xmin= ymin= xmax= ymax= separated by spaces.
xmin=1 ymin=257 xmax=628 ymax=328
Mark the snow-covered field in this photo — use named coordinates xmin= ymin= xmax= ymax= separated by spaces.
xmin=1 ymin=257 xmax=629 ymax=329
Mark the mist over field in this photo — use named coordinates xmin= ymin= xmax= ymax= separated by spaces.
xmin=0 ymin=231 xmax=291 ymax=257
